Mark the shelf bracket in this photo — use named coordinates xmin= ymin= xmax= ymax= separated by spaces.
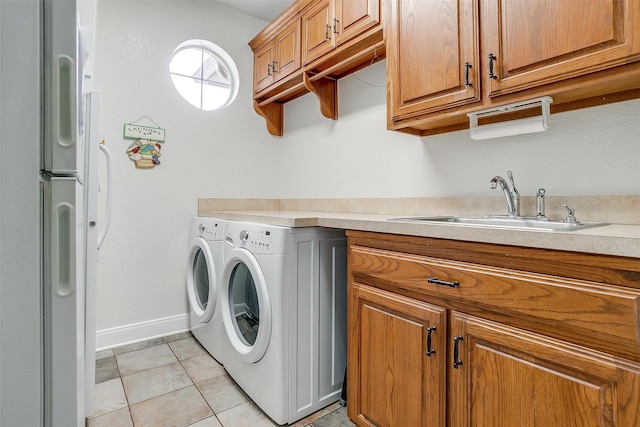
xmin=303 ymin=72 xmax=338 ymax=120
xmin=253 ymin=100 xmax=284 ymax=137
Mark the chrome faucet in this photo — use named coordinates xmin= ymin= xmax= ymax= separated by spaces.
xmin=490 ymin=171 xmax=520 ymax=217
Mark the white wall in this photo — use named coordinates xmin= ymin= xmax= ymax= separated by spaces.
xmin=94 ymin=0 xmax=640 ymax=337
xmin=93 ymin=0 xmax=276 ymax=333
xmin=279 ymin=61 xmax=640 ymax=198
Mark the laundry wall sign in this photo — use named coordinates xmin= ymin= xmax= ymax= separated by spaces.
xmin=126 ymin=139 xmax=162 ymax=169
xmin=123 ymin=117 xmax=165 ymax=169
xmin=123 ymin=124 xmax=165 ymax=142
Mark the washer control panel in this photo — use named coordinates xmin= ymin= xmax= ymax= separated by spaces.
xmin=198 ymin=219 xmax=225 ymax=240
xmin=226 ymin=223 xmax=288 ymax=254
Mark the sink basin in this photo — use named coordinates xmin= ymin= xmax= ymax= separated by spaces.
xmin=386 ymin=216 xmax=605 ymax=232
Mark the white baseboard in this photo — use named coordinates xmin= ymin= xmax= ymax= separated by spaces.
xmin=96 ymin=314 xmax=190 ymax=351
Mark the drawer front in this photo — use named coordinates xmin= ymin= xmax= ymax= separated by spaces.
xmin=350 ymin=246 xmax=640 ymax=344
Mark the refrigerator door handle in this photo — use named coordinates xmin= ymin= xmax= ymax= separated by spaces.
xmin=52 ymin=201 xmax=76 ymax=297
xmin=97 ymin=143 xmax=112 ymax=250
xmin=53 ymin=54 xmax=77 ymax=149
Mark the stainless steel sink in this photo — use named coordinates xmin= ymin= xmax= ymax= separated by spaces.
xmin=386 ymin=216 xmax=605 ymax=232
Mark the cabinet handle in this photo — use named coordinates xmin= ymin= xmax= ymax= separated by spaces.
xmin=325 ymin=24 xmax=331 ymax=40
xmin=333 ymin=18 xmax=339 ymax=34
xmin=464 ymin=62 xmax=472 ymax=86
xmin=453 ymin=336 xmax=464 ymax=369
xmin=426 ymin=326 xmax=436 ymax=357
xmin=272 ymin=61 xmax=278 ymax=73
xmin=427 ymin=277 xmax=459 ymax=288
xmin=267 ymin=63 xmax=273 ymax=76
xmin=488 ymin=53 xmax=498 ymax=80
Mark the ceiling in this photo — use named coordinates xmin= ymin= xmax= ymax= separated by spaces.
xmin=214 ymin=0 xmax=291 ymax=22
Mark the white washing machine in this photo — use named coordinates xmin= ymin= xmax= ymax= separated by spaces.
xmin=186 ymin=217 xmax=227 ymax=365
xmin=221 ymin=221 xmax=347 ymax=425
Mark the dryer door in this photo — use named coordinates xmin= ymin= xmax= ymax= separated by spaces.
xmin=221 ymin=247 xmax=271 ymax=364
xmin=186 ymin=237 xmax=217 ymax=323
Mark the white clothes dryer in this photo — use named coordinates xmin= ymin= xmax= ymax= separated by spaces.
xmin=186 ymin=217 xmax=227 ymax=365
xmin=221 ymin=220 xmax=347 ymax=425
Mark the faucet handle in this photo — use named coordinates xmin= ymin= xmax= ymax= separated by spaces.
xmin=536 ymin=188 xmax=547 ymax=219
xmin=506 ymin=171 xmax=517 ymax=191
xmin=563 ymin=204 xmax=578 ymax=223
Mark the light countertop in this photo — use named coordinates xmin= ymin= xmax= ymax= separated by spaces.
xmin=197 ymin=199 xmax=640 ymax=258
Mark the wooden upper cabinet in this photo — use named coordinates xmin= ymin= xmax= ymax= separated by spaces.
xmin=334 ymin=0 xmax=380 ymax=45
xmin=302 ymin=0 xmax=334 ymax=65
xmin=274 ymin=19 xmax=302 ymax=83
xmin=253 ymin=19 xmax=301 ymax=95
xmin=482 ymin=0 xmax=640 ymax=98
xmin=251 ymin=0 xmax=385 ymax=135
xmin=387 ymin=0 xmax=480 ymax=121
xmin=254 ymin=42 xmax=276 ymax=94
xmin=303 ymin=0 xmax=381 ymax=65
xmin=449 ymin=312 xmax=640 ymax=427
xmin=388 ymin=0 xmax=640 ymax=136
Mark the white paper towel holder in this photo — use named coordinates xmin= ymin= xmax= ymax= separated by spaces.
xmin=467 ymin=96 xmax=553 ymax=140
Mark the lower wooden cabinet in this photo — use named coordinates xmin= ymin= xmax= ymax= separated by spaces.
xmin=347 ymin=230 xmax=640 ymax=427
xmin=450 ymin=312 xmax=640 ymax=427
xmin=349 ymin=283 xmax=446 ymax=426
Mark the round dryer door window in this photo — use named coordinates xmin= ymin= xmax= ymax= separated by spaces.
xmin=186 ymin=237 xmax=217 ymax=323
xmin=222 ymin=248 xmax=271 ymax=363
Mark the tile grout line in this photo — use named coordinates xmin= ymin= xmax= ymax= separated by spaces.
xmin=111 ymin=352 xmax=135 ymax=426
xmin=171 ymin=343 xmax=225 ymax=427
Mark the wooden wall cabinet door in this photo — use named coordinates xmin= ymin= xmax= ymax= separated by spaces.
xmin=303 ymin=0 xmax=382 ymax=65
xmin=302 ymin=0 xmax=335 ymax=65
xmin=482 ymin=0 xmax=640 ymax=98
xmin=253 ymin=19 xmax=301 ymax=95
xmin=254 ymin=42 xmax=276 ymax=94
xmin=273 ymin=19 xmax=302 ymax=83
xmin=449 ymin=312 xmax=640 ymax=427
xmin=348 ymin=283 xmax=446 ymax=427
xmin=387 ymin=0 xmax=480 ymax=122
xmin=334 ymin=0 xmax=380 ymax=45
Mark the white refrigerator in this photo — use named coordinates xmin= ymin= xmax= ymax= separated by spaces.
xmin=0 ymin=0 xmax=111 ymax=425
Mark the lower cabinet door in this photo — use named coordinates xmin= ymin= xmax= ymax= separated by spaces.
xmin=449 ymin=312 xmax=640 ymax=427
xmin=348 ymin=282 xmax=446 ymax=427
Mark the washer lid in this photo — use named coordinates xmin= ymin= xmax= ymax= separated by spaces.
xmin=186 ymin=237 xmax=217 ymax=323
xmin=221 ymin=247 xmax=271 ymax=364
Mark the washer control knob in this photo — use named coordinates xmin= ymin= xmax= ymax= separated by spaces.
xmin=239 ymin=230 xmax=249 ymax=242
xmin=198 ymin=223 xmax=206 ymax=232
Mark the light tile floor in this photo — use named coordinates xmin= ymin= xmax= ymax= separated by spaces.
xmin=87 ymin=332 xmax=355 ymax=427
